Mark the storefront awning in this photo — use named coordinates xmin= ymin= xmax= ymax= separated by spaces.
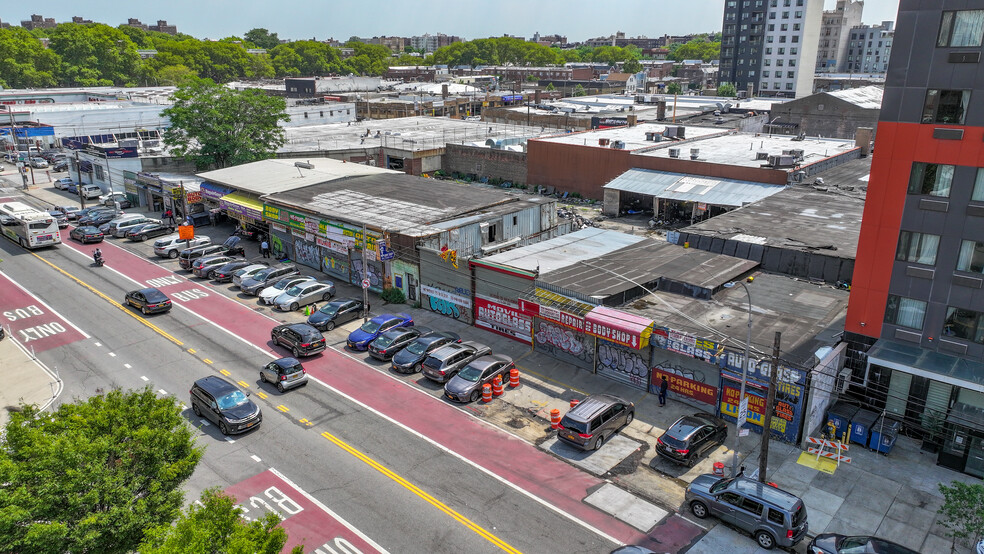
xmin=219 ymin=192 xmax=264 ymax=221
xmin=867 ymin=339 xmax=984 ymax=390
xmin=584 ymin=306 xmax=654 ymax=349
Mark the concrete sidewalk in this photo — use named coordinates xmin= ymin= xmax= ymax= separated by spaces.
xmin=0 ymin=325 xmax=63 ymax=428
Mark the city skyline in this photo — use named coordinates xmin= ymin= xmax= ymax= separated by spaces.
xmin=2 ymin=0 xmax=901 ymax=44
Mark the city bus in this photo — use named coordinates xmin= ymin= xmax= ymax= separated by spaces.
xmin=0 ymin=201 xmax=61 ymax=249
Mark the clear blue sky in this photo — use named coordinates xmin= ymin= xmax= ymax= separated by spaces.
xmin=2 ymin=0 xmax=901 ymax=42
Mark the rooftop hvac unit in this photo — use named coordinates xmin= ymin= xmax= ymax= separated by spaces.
xmin=690 ymin=148 xmax=700 ymax=160
xmin=611 ymin=140 xmax=625 ymax=149
xmin=755 ymin=151 xmax=769 ymax=160
xmin=782 ymin=149 xmax=793 ymax=156
xmin=767 ymin=154 xmax=782 ymax=166
xmin=645 ymin=132 xmax=656 ymax=141
xmin=599 ymin=138 xmax=611 ymax=146
xmin=676 ymin=126 xmax=686 ymax=138
xmin=654 ymin=132 xmax=663 ymax=142
xmin=664 ymin=126 xmax=678 ymax=138
xmin=668 ymin=147 xmax=680 ymax=158
xmin=790 ymin=148 xmax=805 ymax=160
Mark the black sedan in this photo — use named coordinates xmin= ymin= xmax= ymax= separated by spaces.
xmin=307 ymin=298 xmax=367 ymax=331
xmin=655 ymin=412 xmax=728 ymax=467
xmin=124 ymin=287 xmax=172 ymax=315
xmin=125 ymin=222 xmax=174 ymax=242
xmin=47 ymin=210 xmax=69 ymax=229
xmin=391 ymin=331 xmax=461 ymax=373
xmin=807 ymin=534 xmax=920 ymax=554
xmin=209 ymin=259 xmax=255 ymax=283
xmin=69 ymin=225 xmax=104 ymax=244
xmin=368 ymin=326 xmax=430 ymax=361
xmin=271 ymin=323 xmax=326 ymax=358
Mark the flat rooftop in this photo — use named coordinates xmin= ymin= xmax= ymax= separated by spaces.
xmin=634 ymin=132 xmax=858 ymax=168
xmin=480 ymin=228 xmax=646 ymax=274
xmin=282 ymin=116 xmax=551 ymax=153
xmin=535 ymin=122 xmax=728 ymax=150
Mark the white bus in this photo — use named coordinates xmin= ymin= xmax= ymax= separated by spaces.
xmin=0 ymin=201 xmax=61 ymax=249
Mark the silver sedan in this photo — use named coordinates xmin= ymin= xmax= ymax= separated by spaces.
xmin=273 ymin=281 xmax=336 ymax=311
xmin=259 ymin=276 xmax=315 ymax=305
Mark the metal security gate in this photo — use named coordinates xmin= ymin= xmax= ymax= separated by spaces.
xmin=595 ymin=339 xmax=651 ymax=391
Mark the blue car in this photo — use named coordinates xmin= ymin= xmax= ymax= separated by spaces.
xmin=66 ymin=182 xmax=79 ymax=194
xmin=346 ymin=313 xmax=413 ymax=351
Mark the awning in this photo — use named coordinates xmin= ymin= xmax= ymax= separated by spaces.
xmin=219 ymin=192 xmax=264 ymax=221
xmin=867 ymin=339 xmax=984 ymax=390
xmin=584 ymin=306 xmax=654 ymax=349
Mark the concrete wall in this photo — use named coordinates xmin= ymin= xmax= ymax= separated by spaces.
xmin=770 ymin=94 xmax=879 ymax=139
xmin=443 ymin=144 xmax=527 ymax=185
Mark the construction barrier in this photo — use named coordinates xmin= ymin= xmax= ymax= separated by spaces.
xmin=806 ymin=436 xmax=852 ymax=464
xmin=713 ymin=462 xmax=725 ymax=476
xmin=492 ymin=375 xmax=504 ymax=397
xmin=482 ymin=383 xmax=492 ymax=403
xmin=550 ymin=408 xmax=561 ymax=429
xmin=509 ymin=368 xmax=520 ymax=387
xmin=570 ymin=398 xmax=580 ymax=409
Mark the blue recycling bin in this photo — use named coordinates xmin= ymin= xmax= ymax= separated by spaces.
xmin=868 ymin=416 xmax=902 ymax=455
xmin=849 ymin=409 xmax=879 ymax=446
xmin=826 ymin=402 xmax=860 ymax=441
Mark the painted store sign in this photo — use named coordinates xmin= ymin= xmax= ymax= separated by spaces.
xmin=719 ymin=376 xmax=804 ymax=443
xmin=651 ymin=368 xmax=718 ymax=406
xmin=475 ymin=296 xmax=532 ymax=344
xmin=584 ymin=306 xmax=654 ymax=350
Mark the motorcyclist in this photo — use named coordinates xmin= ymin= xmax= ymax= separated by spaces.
xmin=93 ymin=248 xmax=103 ymax=265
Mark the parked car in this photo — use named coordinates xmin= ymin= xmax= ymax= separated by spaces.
xmin=178 ymin=237 xmax=242 ymax=269
xmin=54 ymin=205 xmax=81 ymax=220
xmin=210 ymin=260 xmax=259 ymax=283
xmin=273 ymin=281 xmax=335 ymax=311
xmin=98 ymin=213 xmax=143 ymax=234
xmin=259 ymin=357 xmax=309 ymax=392
xmin=124 ymin=287 xmax=172 ymax=315
xmin=307 ymin=298 xmax=367 ymax=331
xmin=239 ymin=264 xmax=300 ymax=295
xmin=80 ymin=184 xmax=102 ymax=199
xmin=556 ymin=394 xmax=635 ymax=451
xmin=807 ymin=534 xmax=920 ymax=554
xmin=153 ymin=235 xmax=210 ymax=259
xmin=230 ymin=263 xmax=272 ymax=288
xmin=444 ymin=354 xmax=515 ymax=403
xmin=391 ymin=331 xmax=461 ymax=374
xmin=368 ymin=326 xmax=430 ymax=361
xmin=83 ymin=211 xmax=119 ymax=227
xmin=259 ymin=276 xmax=315 ymax=305
xmin=76 ymin=206 xmax=115 ymax=222
xmin=125 ymin=222 xmax=175 ymax=242
xmin=47 ymin=210 xmax=69 ymax=229
xmin=99 ymin=192 xmax=131 ymax=208
xmin=420 ymin=341 xmax=493 ymax=383
xmin=193 ymin=255 xmax=238 ymax=279
xmin=189 ymin=376 xmax=262 ymax=435
xmin=111 ymin=217 xmax=161 ymax=238
xmin=69 ymin=225 xmax=104 ymax=244
xmin=29 ymin=157 xmax=48 ymax=168
xmin=52 ymin=160 xmax=69 ymax=172
xmin=346 ymin=313 xmax=414 ymax=351
xmin=655 ymin=413 xmax=729 ymax=468
xmin=54 ymin=177 xmax=75 ymax=191
xmin=686 ymin=474 xmax=808 ymax=550
xmin=65 ymin=182 xmax=79 ymax=194
xmin=270 ymin=323 xmax=326 ymax=358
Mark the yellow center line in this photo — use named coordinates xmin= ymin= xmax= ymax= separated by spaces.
xmin=30 ymin=252 xmax=183 ymax=346
xmin=219 ymin=369 xmax=231 ymax=376
xmin=515 ymin=364 xmax=589 ymax=396
xmin=237 ymin=381 xmax=250 ymax=388
xmin=203 ymin=358 xmax=213 ymax=364
xmin=319 ymin=430 xmax=523 ymax=554
xmin=276 ymin=405 xmax=289 ymax=412
xmin=255 ymin=391 xmax=268 ymax=399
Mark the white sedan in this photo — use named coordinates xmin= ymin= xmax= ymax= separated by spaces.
xmin=273 ymin=281 xmax=336 ymax=311
xmin=259 ymin=276 xmax=315 ymax=305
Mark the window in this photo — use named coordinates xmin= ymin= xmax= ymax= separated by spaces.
xmin=791 ymin=47 xmax=797 ymax=55
xmin=908 ymin=163 xmax=954 ymax=197
xmin=781 ymin=23 xmax=789 ymax=31
xmin=776 ymin=59 xmax=784 ymax=66
xmin=768 ymin=508 xmax=785 ymax=525
xmin=763 ymin=70 xmax=770 ymax=77
xmin=94 ymin=165 xmax=104 ymax=180
xmin=792 ymin=35 xmax=799 ymax=43
xmin=923 ymin=89 xmax=970 ymax=124
xmin=896 ymin=231 xmax=940 ymax=265
xmin=782 ymin=11 xmax=789 ymax=18
xmin=786 ymin=82 xmax=793 ymax=90
xmin=793 ymin=23 xmax=801 ymax=31
xmin=780 ymin=36 xmax=787 ymax=43
xmin=787 ymin=71 xmax=795 ymax=78
xmin=741 ymin=498 xmax=764 ymax=515
xmin=778 ymin=47 xmax=785 ymax=54
xmin=765 ymin=47 xmax=772 ymax=54
xmin=943 ymin=307 xmax=984 ymax=343
xmin=974 ymin=169 xmax=984 ymax=201
xmin=957 ymin=240 xmax=984 ymax=273
xmin=885 ymin=295 xmax=927 ymax=329
xmin=938 ymin=10 xmax=984 ymax=47
xmin=789 ymin=59 xmax=796 ymax=67
xmin=768 ymin=24 xmax=775 ymax=31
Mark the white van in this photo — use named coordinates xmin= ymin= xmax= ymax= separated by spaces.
xmin=153 ymin=234 xmax=211 ymax=258
xmin=109 ymin=217 xmax=161 ymax=238
xmin=80 ymin=184 xmax=102 ymax=199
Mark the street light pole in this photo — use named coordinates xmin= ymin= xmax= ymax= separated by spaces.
xmin=724 ymin=279 xmax=753 ymax=478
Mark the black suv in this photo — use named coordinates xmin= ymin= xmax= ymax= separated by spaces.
xmin=420 ymin=341 xmax=492 ymax=383
xmin=391 ymin=331 xmax=460 ymax=374
xmin=368 ymin=326 xmax=430 ymax=361
xmin=189 ymin=376 xmax=262 ymax=435
xmin=271 ymin=323 xmax=327 ymax=357
xmin=240 ymin=264 xmax=300 ymax=296
xmin=655 ymin=413 xmax=728 ymax=467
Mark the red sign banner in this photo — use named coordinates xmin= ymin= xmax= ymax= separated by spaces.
xmin=584 ymin=306 xmax=654 ymax=349
xmin=651 ymin=369 xmax=718 ymax=406
xmin=475 ymin=296 xmax=532 ymax=344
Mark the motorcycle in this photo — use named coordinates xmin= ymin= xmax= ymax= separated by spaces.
xmin=93 ymin=251 xmax=104 ymax=267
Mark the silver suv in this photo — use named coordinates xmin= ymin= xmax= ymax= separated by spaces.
xmin=420 ymin=341 xmax=492 ymax=383
xmin=154 ymin=235 xmax=211 ymax=258
xmin=685 ymin=474 xmax=808 ymax=550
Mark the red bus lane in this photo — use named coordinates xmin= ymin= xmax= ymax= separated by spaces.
xmin=225 ymin=469 xmax=388 ymax=554
xmin=58 ymin=237 xmax=658 ymax=547
xmin=0 ymin=270 xmax=88 ymax=352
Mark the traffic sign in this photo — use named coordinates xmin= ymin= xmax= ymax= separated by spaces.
xmin=361 ymin=278 xmax=370 ymax=289
xmin=737 ymin=396 xmax=749 ymax=424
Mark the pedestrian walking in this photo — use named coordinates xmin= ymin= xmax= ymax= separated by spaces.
xmin=208 ymin=210 xmax=216 ymax=227
xmin=260 ymin=239 xmax=270 ymax=258
xmin=658 ymin=375 xmax=668 ymax=406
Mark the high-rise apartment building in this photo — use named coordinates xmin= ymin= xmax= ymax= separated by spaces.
xmin=816 ymin=0 xmax=864 ymax=72
xmin=719 ymin=0 xmax=823 ymax=97
xmin=845 ymin=21 xmax=894 ymax=74
xmin=846 ymin=0 xmax=984 ymax=478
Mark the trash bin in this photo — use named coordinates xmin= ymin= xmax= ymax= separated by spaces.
xmin=826 ymin=402 xmax=860 ymax=441
xmin=849 ymin=409 xmax=879 ymax=446
xmin=869 ymin=415 xmax=902 ymax=455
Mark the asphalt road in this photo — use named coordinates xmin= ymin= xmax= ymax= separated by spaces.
xmin=0 ymin=233 xmax=620 ymax=553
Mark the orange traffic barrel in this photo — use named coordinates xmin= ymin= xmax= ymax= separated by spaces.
xmin=550 ymin=408 xmax=561 ymax=429
xmin=482 ymin=383 xmax=492 ymax=403
xmin=713 ymin=462 xmax=725 ymax=476
xmin=570 ymin=398 xmax=580 ymax=409
xmin=509 ymin=368 xmax=520 ymax=387
xmin=492 ymin=375 xmax=504 ymax=397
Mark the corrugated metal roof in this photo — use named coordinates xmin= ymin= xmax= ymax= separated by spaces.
xmin=480 ymin=228 xmax=646 ymax=274
xmin=827 ymin=86 xmax=883 ymax=110
xmin=603 ymin=168 xmax=786 ymax=207
xmin=197 ymin=158 xmax=399 ymax=196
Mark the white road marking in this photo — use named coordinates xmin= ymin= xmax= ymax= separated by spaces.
xmin=0 ymin=272 xmax=92 ymax=339
xmin=179 ymin=403 xmax=186 ymax=410
xmin=109 ymin=352 xmax=116 ymax=357
xmin=94 ymin=342 xmax=101 ymax=346
xmin=251 ymin=454 xmax=262 ymax=462
xmin=157 ymin=388 xmax=167 ymax=395
xmin=140 ymin=376 xmax=149 ymax=381
xmin=199 ymin=419 xmax=210 ymax=426
xmin=225 ymin=437 xmax=235 ymax=443
xmin=124 ymin=363 xmax=131 ymax=368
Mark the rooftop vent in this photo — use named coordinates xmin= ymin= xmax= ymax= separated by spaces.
xmin=668 ymin=147 xmax=680 ymax=158
xmin=690 ymin=148 xmax=700 ymax=160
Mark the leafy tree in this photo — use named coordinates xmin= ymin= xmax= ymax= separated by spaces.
xmin=47 ymin=23 xmax=142 ymax=86
xmin=666 ymin=82 xmax=683 ymax=94
xmin=0 ymin=27 xmax=60 ymax=88
xmin=545 ymin=82 xmax=556 ymax=91
xmin=668 ymin=38 xmax=721 ymax=62
xmin=139 ymin=488 xmax=303 ymax=554
xmin=622 ymin=59 xmax=643 ymax=74
xmin=157 ymin=64 xmax=198 ymax=86
xmin=244 ymin=28 xmax=280 ymax=50
xmin=269 ymin=44 xmax=303 ymax=77
xmin=0 ymin=388 xmax=203 ymax=554
xmin=162 ymin=77 xmax=290 ymax=169
xmin=573 ymin=84 xmax=586 ymax=97
xmin=937 ymin=481 xmax=984 ymax=547
xmin=718 ymin=82 xmax=737 ymax=97
xmin=292 ymin=40 xmax=341 ymax=75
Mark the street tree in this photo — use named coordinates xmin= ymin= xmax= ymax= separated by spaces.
xmin=717 ymin=82 xmax=737 ymax=97
xmin=937 ymin=481 xmax=984 ymax=547
xmin=573 ymin=84 xmax=586 ymax=97
xmin=139 ymin=488 xmax=304 ymax=554
xmin=622 ymin=58 xmax=643 ymax=74
xmin=0 ymin=388 xmax=203 ymax=554
xmin=244 ymin=28 xmax=281 ymax=50
xmin=666 ymin=82 xmax=683 ymax=95
xmin=162 ymin=77 xmax=290 ymax=169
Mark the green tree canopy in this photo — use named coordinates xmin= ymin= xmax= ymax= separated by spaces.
xmin=46 ymin=23 xmax=142 ymax=86
xmin=162 ymin=77 xmax=290 ymax=169
xmin=937 ymin=481 xmax=984 ymax=545
xmin=140 ymin=488 xmax=303 ymax=554
xmin=622 ymin=59 xmax=643 ymax=74
xmin=668 ymin=38 xmax=721 ymax=62
xmin=666 ymin=82 xmax=683 ymax=94
xmin=0 ymin=27 xmax=60 ymax=88
xmin=244 ymin=28 xmax=281 ymax=50
xmin=0 ymin=388 xmax=203 ymax=554
xmin=718 ymin=82 xmax=737 ymax=97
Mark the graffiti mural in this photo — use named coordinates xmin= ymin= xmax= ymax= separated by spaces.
xmin=596 ymin=339 xmax=650 ymax=390
xmin=534 ymin=319 xmax=593 ymax=370
xmin=350 ymin=257 xmax=382 ymax=290
xmin=293 ymin=238 xmax=321 ymax=269
xmin=322 ymin=254 xmax=349 ymax=280
xmin=270 ymin=234 xmax=287 ymax=259
xmin=429 ymin=296 xmax=461 ymax=318
xmin=650 ymin=352 xmax=720 ymax=407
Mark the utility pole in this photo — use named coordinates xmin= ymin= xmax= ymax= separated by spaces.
xmin=75 ymin=151 xmax=86 ymax=209
xmin=362 ymin=222 xmax=369 ymax=323
xmin=758 ymin=331 xmax=781 ymax=483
